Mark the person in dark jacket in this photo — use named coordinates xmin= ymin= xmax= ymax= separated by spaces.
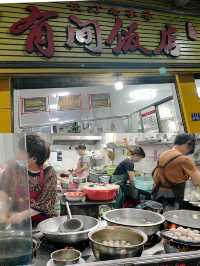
xmin=113 ymin=146 xmax=146 ymax=183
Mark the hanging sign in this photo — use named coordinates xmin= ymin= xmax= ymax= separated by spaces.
xmin=141 ymin=106 xmax=159 ymax=133
xmin=7 ymin=3 xmax=198 ymax=59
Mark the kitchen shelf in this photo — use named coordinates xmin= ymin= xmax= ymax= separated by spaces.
xmin=61 ymin=197 xmax=115 ymax=206
xmin=135 ymin=141 xmax=174 ymax=146
xmin=52 ymin=135 xmax=102 ymax=141
xmin=50 ymin=134 xmax=102 ymax=144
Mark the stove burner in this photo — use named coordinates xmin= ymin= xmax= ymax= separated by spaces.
xmin=145 ymin=234 xmax=161 ymax=248
xmin=40 ymin=238 xmax=90 ymax=253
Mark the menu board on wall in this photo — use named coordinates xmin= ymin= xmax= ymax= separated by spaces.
xmin=22 ymin=97 xmax=48 ymax=114
xmin=58 ymin=95 xmax=81 ymax=110
xmin=141 ymin=106 xmax=159 ymax=133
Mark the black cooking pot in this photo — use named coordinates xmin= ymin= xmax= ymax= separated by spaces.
xmin=136 ymin=200 xmax=163 ymax=213
xmin=160 ymin=230 xmax=200 ymax=253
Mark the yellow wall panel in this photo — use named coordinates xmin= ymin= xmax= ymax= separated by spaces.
xmin=0 ymin=78 xmax=12 ymax=133
xmin=176 ymin=74 xmax=200 ymax=133
xmin=0 ymin=79 xmax=11 ymax=109
xmin=0 ymin=109 xmax=12 ymax=133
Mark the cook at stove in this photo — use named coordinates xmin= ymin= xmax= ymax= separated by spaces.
xmin=111 ymin=146 xmax=146 ymax=207
xmin=74 ymin=144 xmax=90 ymax=179
xmin=152 ymin=133 xmax=200 ymax=210
xmin=113 ymin=146 xmax=146 ymax=183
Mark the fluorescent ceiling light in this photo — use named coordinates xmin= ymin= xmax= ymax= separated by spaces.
xmin=114 ymin=81 xmax=124 ymax=91
xmin=53 ymin=92 xmax=70 ymax=97
xmin=50 ymin=104 xmax=58 ymax=110
xmin=49 ymin=118 xmax=59 ymax=122
xmin=128 ymin=89 xmax=156 ymax=102
xmin=58 ymin=120 xmax=73 ymax=125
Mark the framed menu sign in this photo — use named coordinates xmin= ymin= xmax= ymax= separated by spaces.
xmin=141 ymin=106 xmax=159 ymax=133
xmin=58 ymin=95 xmax=81 ymax=110
xmin=22 ymin=97 xmax=48 ymax=114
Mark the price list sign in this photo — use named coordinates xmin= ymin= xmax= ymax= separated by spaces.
xmin=141 ymin=106 xmax=159 ymax=133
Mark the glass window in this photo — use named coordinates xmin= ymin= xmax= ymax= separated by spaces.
xmin=157 ymin=100 xmax=179 ymax=133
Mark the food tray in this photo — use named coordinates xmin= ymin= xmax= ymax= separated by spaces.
xmin=64 ymin=192 xmax=85 ymax=202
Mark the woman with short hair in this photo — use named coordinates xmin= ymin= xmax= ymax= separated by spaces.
xmin=1 ymin=134 xmax=57 ymax=226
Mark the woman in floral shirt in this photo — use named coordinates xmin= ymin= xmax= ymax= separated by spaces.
xmin=1 ymin=134 xmax=57 ymax=226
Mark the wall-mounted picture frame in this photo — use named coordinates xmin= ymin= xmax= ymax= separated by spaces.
xmin=89 ymin=93 xmax=111 ymax=109
xmin=21 ymin=97 xmax=48 ymax=114
xmin=58 ymin=94 xmax=81 ymax=110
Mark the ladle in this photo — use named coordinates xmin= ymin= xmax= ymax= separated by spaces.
xmin=59 ymin=201 xmax=83 ymax=233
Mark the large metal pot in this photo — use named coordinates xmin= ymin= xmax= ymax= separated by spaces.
xmin=164 ymin=210 xmax=200 ymax=230
xmin=103 ymin=209 xmax=165 ymax=236
xmin=38 ymin=215 xmax=99 ymax=244
xmin=88 ymin=226 xmax=147 ymax=260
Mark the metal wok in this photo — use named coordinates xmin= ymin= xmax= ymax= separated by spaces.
xmin=164 ymin=210 xmax=200 ymax=229
xmin=103 ymin=208 xmax=165 ymax=236
xmin=38 ymin=215 xmax=99 ymax=244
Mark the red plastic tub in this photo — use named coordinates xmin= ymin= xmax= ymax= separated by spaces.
xmin=84 ymin=184 xmax=119 ymax=201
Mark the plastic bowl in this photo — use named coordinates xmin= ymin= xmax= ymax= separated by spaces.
xmin=64 ymin=192 xmax=85 ymax=202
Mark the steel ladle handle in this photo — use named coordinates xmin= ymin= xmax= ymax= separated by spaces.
xmin=66 ymin=201 xmax=72 ymax=220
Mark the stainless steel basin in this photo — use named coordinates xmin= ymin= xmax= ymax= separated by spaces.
xmin=103 ymin=208 xmax=165 ymax=236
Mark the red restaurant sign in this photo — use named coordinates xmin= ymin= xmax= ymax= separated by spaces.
xmin=9 ymin=3 xmax=198 ymax=59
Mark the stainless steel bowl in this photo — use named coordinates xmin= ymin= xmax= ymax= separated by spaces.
xmin=89 ymin=226 xmax=147 ymax=260
xmin=51 ymin=249 xmax=81 ymax=266
xmin=103 ymin=208 xmax=165 ymax=236
xmin=38 ymin=215 xmax=99 ymax=244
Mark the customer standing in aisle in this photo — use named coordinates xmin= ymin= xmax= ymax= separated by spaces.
xmin=152 ymin=133 xmax=200 ymax=210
